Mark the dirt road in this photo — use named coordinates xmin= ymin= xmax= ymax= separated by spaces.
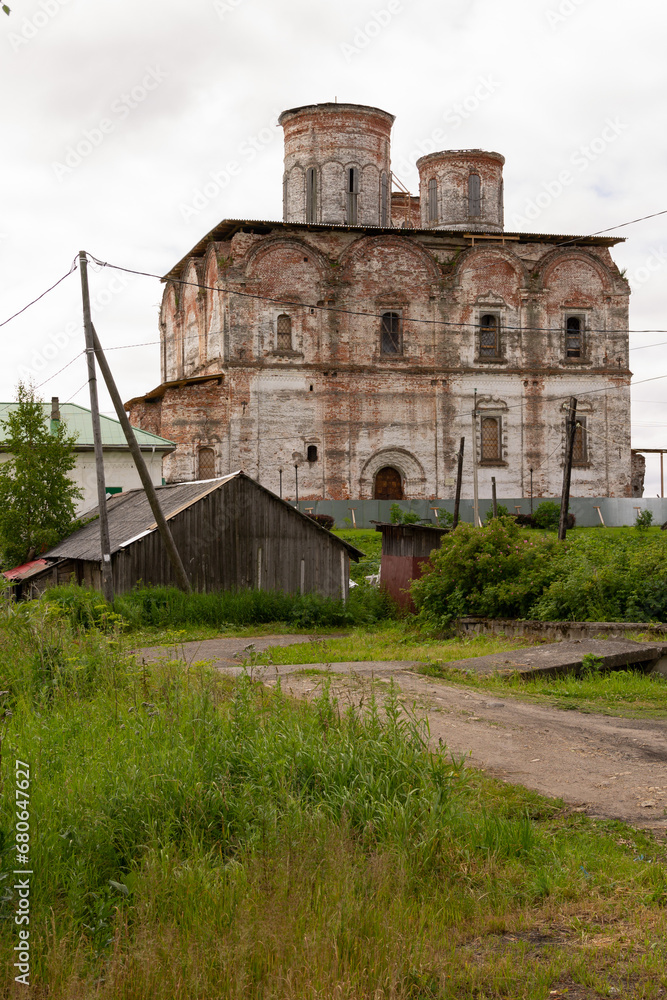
xmin=135 ymin=637 xmax=667 ymax=831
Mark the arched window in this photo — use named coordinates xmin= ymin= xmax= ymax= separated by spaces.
xmin=468 ymin=173 xmax=481 ymax=216
xmin=480 ymin=417 xmax=501 ymax=463
xmin=428 ymin=178 xmax=438 ymax=222
xmin=566 ymin=316 xmax=582 ymax=358
xmin=479 ymin=314 xmax=500 ymax=358
xmin=374 ymin=466 xmax=403 ymax=500
xmin=276 ymin=314 xmax=292 ymax=351
xmin=306 ymin=445 xmax=318 ymax=463
xmin=306 ymin=167 xmax=318 ymax=223
xmin=380 ymin=172 xmax=388 ymax=226
xmin=198 ymin=447 xmax=215 ymax=480
xmin=572 ymin=418 xmax=587 ymax=465
xmin=381 ymin=311 xmax=401 ymax=355
xmin=346 ymin=167 xmax=359 ymax=224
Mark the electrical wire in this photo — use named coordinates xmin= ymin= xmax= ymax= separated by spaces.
xmin=0 ymin=259 xmax=78 ymax=329
xmin=35 ymin=351 xmax=85 ymax=389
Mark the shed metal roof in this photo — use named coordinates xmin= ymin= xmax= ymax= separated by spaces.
xmin=45 ymin=472 xmax=364 ymax=562
xmin=0 ymin=402 xmax=175 ymax=451
xmin=162 ymin=218 xmax=626 ymax=282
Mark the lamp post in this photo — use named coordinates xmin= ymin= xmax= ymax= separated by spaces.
xmin=279 ymin=468 xmax=283 ymax=500
xmin=529 ymin=467 xmax=534 ymax=514
xmin=294 ymin=463 xmax=299 ymax=507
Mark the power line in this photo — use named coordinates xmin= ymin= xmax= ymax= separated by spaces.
xmin=0 ymin=260 xmax=77 ymax=329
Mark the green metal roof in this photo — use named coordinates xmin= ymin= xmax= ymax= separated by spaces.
xmin=0 ymin=402 xmax=175 ymax=451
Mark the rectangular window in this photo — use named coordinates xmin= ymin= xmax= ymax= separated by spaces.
xmin=566 ymin=316 xmax=582 ymax=358
xmin=572 ymin=417 xmax=587 ymax=465
xmin=479 ymin=314 xmax=500 ymax=358
xmin=276 ymin=313 xmax=292 ymax=351
xmin=381 ymin=311 xmax=402 ymax=355
xmin=468 ymin=173 xmax=481 ymax=217
xmin=428 ymin=178 xmax=438 ymax=222
xmin=347 ymin=167 xmax=359 ymax=225
xmin=306 ymin=168 xmax=317 ymax=224
xmin=480 ymin=416 xmax=501 ymax=463
xmin=380 ymin=172 xmax=388 ymax=226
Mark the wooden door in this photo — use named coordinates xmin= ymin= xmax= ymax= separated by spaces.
xmin=374 ymin=466 xmax=403 ymax=500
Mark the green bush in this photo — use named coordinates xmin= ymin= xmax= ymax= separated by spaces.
xmin=411 ymin=517 xmax=562 ymax=627
xmin=635 ymin=509 xmax=654 ymax=530
xmin=484 ymin=503 xmax=510 ymax=522
xmin=532 ymin=501 xmax=562 ymax=530
xmin=390 ymin=503 xmax=421 ymax=525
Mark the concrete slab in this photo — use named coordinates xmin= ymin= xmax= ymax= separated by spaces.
xmin=433 ymin=638 xmax=667 ymax=679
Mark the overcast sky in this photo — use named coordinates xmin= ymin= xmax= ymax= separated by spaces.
xmin=2 ymin=0 xmax=666 ymax=493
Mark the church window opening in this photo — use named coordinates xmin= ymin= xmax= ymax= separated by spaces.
xmin=572 ymin=417 xmax=587 ymax=465
xmin=566 ymin=316 xmax=582 ymax=358
xmin=276 ymin=314 xmax=292 ymax=351
xmin=346 ymin=167 xmax=359 ymax=225
xmin=428 ymin=178 xmax=438 ymax=222
xmin=479 ymin=314 xmax=500 ymax=357
xmin=468 ymin=173 xmax=481 ymax=216
xmin=306 ymin=167 xmax=318 ymax=223
xmin=198 ymin=447 xmax=216 ymax=480
xmin=380 ymin=172 xmax=388 ymax=226
xmin=374 ymin=466 xmax=403 ymax=500
xmin=307 ymin=445 xmax=318 ymax=462
xmin=381 ymin=311 xmax=402 ymax=355
xmin=480 ymin=416 xmax=501 ymax=463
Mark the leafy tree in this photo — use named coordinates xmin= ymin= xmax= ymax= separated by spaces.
xmin=0 ymin=383 xmax=82 ymax=568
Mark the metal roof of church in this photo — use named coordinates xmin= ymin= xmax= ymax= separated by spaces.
xmin=0 ymin=402 xmax=175 ymax=451
xmin=163 ymin=218 xmax=625 ymax=282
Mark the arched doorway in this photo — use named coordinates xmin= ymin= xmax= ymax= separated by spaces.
xmin=374 ymin=466 xmax=403 ymax=500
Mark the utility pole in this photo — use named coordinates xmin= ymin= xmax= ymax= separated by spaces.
xmin=90 ymin=323 xmax=192 ymax=593
xmin=491 ymin=476 xmax=497 ymax=518
xmin=558 ymin=396 xmax=578 ymax=542
xmin=472 ymin=389 xmax=480 ymax=527
xmin=79 ymin=251 xmax=114 ymax=604
xmin=452 ymin=437 xmax=465 ymax=529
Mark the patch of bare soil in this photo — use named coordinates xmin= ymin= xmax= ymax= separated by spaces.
xmin=261 ymin=663 xmax=667 ymax=832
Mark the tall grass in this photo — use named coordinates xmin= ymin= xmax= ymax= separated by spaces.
xmin=38 ymin=581 xmax=395 ymax=633
xmin=2 ymin=603 xmax=667 ymax=997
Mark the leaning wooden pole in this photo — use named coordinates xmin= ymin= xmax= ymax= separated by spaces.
xmin=452 ymin=437 xmax=465 ymax=529
xmin=79 ymin=252 xmax=114 ymax=603
xmin=90 ymin=323 xmax=192 ymax=592
xmin=558 ymin=396 xmax=578 ymax=542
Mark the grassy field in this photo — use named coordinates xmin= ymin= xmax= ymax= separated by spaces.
xmin=2 ymin=603 xmax=667 ymax=998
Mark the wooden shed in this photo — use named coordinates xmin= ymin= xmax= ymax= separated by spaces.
xmin=375 ymin=522 xmax=447 ymax=611
xmin=25 ymin=472 xmax=363 ymax=599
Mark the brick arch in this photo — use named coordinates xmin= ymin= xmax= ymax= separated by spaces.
xmin=537 ymin=248 xmax=614 ymax=293
xmin=359 ymin=448 xmax=426 ymax=499
xmin=339 ymin=235 xmax=441 ymax=287
xmin=245 ymin=237 xmax=328 ymax=283
xmin=454 ymin=246 xmax=526 ymax=308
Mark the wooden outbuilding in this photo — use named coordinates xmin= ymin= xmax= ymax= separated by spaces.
xmin=375 ymin=522 xmax=447 ymax=611
xmin=18 ymin=472 xmax=363 ymax=599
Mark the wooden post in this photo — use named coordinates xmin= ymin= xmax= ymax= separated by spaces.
xmin=472 ymin=390 xmax=480 ymax=527
xmin=593 ymin=506 xmax=605 ymax=526
xmin=279 ymin=468 xmax=282 ymax=499
xmin=529 ymin=467 xmax=534 ymax=514
xmin=79 ymin=252 xmax=114 ymax=604
xmin=294 ymin=464 xmax=299 ymax=506
xmin=452 ymin=437 xmax=465 ymax=529
xmin=491 ymin=476 xmax=497 ymax=518
xmin=90 ymin=323 xmax=192 ymax=592
xmin=558 ymin=396 xmax=578 ymax=541
xmin=348 ymin=507 xmax=357 ymax=528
